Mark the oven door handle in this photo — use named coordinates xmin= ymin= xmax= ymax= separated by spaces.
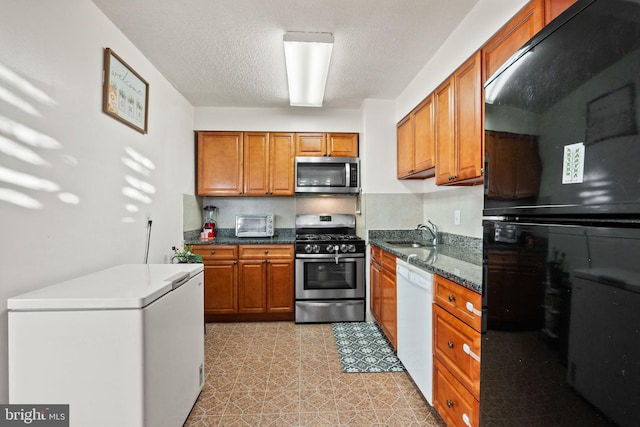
xmin=298 ymin=300 xmax=363 ymax=307
xmin=295 ymin=254 xmax=365 ymax=259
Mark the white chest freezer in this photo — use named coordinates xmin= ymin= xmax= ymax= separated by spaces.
xmin=7 ymin=263 xmax=205 ymax=427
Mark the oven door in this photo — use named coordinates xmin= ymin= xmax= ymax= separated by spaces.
xmin=295 ymin=255 xmax=364 ymax=300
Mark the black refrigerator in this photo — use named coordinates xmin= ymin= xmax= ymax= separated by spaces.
xmin=482 ymin=0 xmax=640 ymax=425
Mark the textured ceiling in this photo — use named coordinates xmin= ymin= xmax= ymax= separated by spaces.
xmin=91 ymin=0 xmax=478 ymax=109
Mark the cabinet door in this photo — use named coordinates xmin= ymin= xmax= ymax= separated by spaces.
xmin=545 ymin=0 xmax=576 ymax=24
xmin=412 ymin=94 xmax=436 ymax=174
xmin=454 ymin=51 xmax=483 ymax=183
xmin=238 ymin=261 xmax=267 ymax=313
xmin=396 ymin=115 xmax=414 ymax=178
xmin=434 ymin=305 xmax=481 ymax=399
xmin=381 ymin=265 xmax=397 ymax=349
xmin=433 ymin=359 xmax=479 ymax=427
xmin=435 ymin=77 xmax=455 ymax=185
xmin=370 ymin=262 xmax=382 ymax=323
xmin=295 ymin=133 xmax=327 ymax=156
xmin=197 ymin=131 xmax=243 ymax=195
xmin=203 ymin=262 xmax=238 ymax=314
xmin=327 ymin=133 xmax=358 ymax=157
xmin=269 ymin=132 xmax=295 ymax=195
xmin=266 ymin=260 xmax=294 ymax=313
xmin=243 ymin=132 xmax=269 ymax=195
xmin=483 ymin=0 xmax=544 ymax=82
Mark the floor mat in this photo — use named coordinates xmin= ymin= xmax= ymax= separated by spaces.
xmin=331 ymin=322 xmax=405 ymax=373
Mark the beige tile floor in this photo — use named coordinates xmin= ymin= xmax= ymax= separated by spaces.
xmin=184 ymin=322 xmax=445 ymax=427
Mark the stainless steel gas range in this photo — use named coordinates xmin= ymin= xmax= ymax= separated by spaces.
xmin=294 ymin=213 xmax=366 ymax=323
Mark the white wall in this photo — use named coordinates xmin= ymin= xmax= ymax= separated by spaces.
xmin=0 ymin=0 xmax=195 ymax=402
xmin=194 ymin=107 xmax=360 ymax=132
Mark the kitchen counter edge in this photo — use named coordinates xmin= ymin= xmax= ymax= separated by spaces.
xmin=370 ymin=239 xmax=482 ymax=294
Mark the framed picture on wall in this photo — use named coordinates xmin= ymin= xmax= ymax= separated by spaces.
xmin=102 ymin=47 xmax=149 ymax=134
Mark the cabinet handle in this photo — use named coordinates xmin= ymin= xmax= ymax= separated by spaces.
xmin=264 ymin=249 xmax=269 ymax=254
xmin=448 ymin=294 xmax=456 ymax=302
xmin=480 ymin=168 xmax=485 ymax=175
xmin=233 ymin=261 xmax=237 ymax=265
xmin=447 ymin=340 xmax=454 ymax=349
xmin=446 ymin=399 xmax=454 ymax=408
xmin=210 ymin=250 xmax=215 ymax=255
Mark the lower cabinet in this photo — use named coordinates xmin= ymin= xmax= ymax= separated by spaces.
xmin=433 ymin=274 xmax=482 ymax=427
xmin=370 ymin=245 xmax=397 ymax=349
xmin=191 ymin=244 xmax=294 ymax=321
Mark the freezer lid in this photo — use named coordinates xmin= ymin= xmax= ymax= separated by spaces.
xmin=7 ymin=263 xmax=204 ymax=311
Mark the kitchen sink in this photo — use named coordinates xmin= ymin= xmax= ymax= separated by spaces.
xmin=385 ymin=241 xmax=434 ymax=248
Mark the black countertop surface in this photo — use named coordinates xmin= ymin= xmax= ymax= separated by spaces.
xmin=369 ymin=232 xmax=482 ymax=294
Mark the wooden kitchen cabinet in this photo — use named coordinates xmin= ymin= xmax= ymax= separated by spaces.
xmin=433 ymin=274 xmax=482 ymax=427
xmin=370 ymin=246 xmax=383 ymax=323
xmin=482 ymin=0 xmax=544 ymax=83
xmin=295 ymin=132 xmax=358 ymax=157
xmin=370 ymin=245 xmax=397 ymax=349
xmin=238 ymin=245 xmax=294 ymax=315
xmin=434 ymin=358 xmax=480 ymax=427
xmin=435 ymin=51 xmax=483 ymax=186
xmin=191 ymin=244 xmax=294 ymax=321
xmin=243 ymin=132 xmax=295 ymax=196
xmin=397 ymin=94 xmax=436 ymax=179
xmin=190 ymin=245 xmax=239 ymax=315
xmin=197 ymin=132 xmax=243 ymax=196
xmin=545 ymin=0 xmax=577 ymax=24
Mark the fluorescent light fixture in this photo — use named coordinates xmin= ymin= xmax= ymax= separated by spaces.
xmin=283 ymin=31 xmax=334 ymax=107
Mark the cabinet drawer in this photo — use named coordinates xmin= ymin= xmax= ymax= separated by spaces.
xmin=434 ymin=359 xmax=479 ymax=427
xmin=434 ymin=274 xmax=482 ymax=331
xmin=370 ymin=245 xmax=381 ymax=263
xmin=190 ymin=245 xmax=238 ymax=261
xmin=433 ymin=305 xmax=481 ymax=399
xmin=239 ymin=245 xmax=293 ymax=260
xmin=381 ymin=250 xmax=396 ymax=272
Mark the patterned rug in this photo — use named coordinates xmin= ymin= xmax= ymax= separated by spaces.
xmin=331 ymin=322 xmax=405 ymax=373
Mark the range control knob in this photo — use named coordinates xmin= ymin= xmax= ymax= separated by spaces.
xmin=340 ymin=244 xmax=348 ymax=253
xmin=326 ymin=244 xmax=339 ymax=253
xmin=304 ymin=244 xmax=320 ymax=254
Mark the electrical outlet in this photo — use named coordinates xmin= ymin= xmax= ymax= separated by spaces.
xmin=454 ymin=210 xmax=461 ymax=225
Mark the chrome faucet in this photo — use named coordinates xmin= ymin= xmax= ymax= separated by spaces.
xmin=416 ymin=220 xmax=438 ymax=246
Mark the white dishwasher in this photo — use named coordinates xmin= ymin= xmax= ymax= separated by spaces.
xmin=396 ymin=258 xmax=434 ymax=405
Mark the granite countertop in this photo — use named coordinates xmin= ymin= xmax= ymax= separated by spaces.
xmin=369 ymin=230 xmax=482 ymax=293
xmin=184 ymin=228 xmax=295 ymax=246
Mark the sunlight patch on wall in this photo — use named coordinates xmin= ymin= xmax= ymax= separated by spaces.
xmin=121 ymin=147 xmax=156 ymax=222
xmin=0 ymin=64 xmax=80 ymax=209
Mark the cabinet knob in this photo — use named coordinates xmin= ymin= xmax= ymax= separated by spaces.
xmin=448 ymin=294 xmax=456 ymax=302
xmin=210 ymin=250 xmax=215 ymax=255
xmin=446 ymin=400 xmax=454 ymax=408
xmin=448 ymin=340 xmax=454 ymax=349
xmin=264 ymin=249 xmax=269 ymax=254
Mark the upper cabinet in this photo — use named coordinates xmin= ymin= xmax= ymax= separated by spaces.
xmin=198 ymin=131 xmax=295 ymax=196
xmin=197 ymin=131 xmax=244 ymax=196
xmin=544 ymin=0 xmax=577 ymax=24
xmin=482 ymin=0 xmax=544 ymax=83
xmin=397 ymin=95 xmax=436 ymax=179
xmin=397 ymin=0 xmax=576 ymax=186
xmin=244 ymin=132 xmax=295 ymax=196
xmin=435 ymin=52 xmax=483 ymax=186
xmin=295 ymin=132 xmax=358 ymax=157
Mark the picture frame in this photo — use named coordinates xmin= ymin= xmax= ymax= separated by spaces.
xmin=102 ymin=47 xmax=149 ymax=134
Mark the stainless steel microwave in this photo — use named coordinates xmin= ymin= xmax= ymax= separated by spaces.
xmin=235 ymin=214 xmax=274 ymax=237
xmin=294 ymin=156 xmax=360 ymax=194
